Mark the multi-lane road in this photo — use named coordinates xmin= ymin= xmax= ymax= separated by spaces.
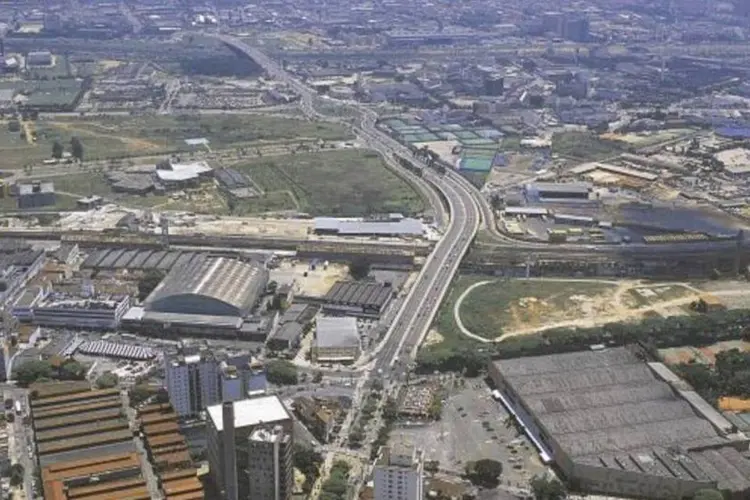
xmin=214 ymin=34 xmax=482 ymax=378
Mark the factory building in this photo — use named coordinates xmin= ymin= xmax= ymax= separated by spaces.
xmin=488 ymin=346 xmax=750 ymax=499
xmin=155 ymin=159 xmax=213 ymax=188
xmin=524 ymin=182 xmax=592 ymax=201
xmin=313 ymin=316 xmax=360 ymax=364
xmin=123 ymin=256 xmax=269 ymax=338
xmin=0 ymin=242 xmax=45 ymax=307
xmin=27 ymin=50 xmax=53 ymax=66
xmin=165 ymin=349 xmax=220 ymax=418
xmin=322 ymin=281 xmax=393 ymax=318
xmin=374 ymin=444 xmax=424 ymax=500
xmin=29 ymin=384 xmax=136 ymax=470
xmin=145 ymin=256 xmax=267 ymax=318
xmin=206 ymin=396 xmax=293 ymax=500
xmin=31 ymin=294 xmax=131 ymax=330
xmin=17 ymin=181 xmax=56 ymax=209
xmin=313 ymin=215 xmax=424 ymax=237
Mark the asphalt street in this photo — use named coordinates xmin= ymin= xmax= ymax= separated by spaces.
xmin=214 ymin=33 xmax=482 ymax=381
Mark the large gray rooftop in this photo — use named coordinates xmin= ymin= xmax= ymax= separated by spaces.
xmin=324 ymin=281 xmax=392 ymax=309
xmin=315 ymin=316 xmax=359 ymax=348
xmin=493 ymin=347 xmax=750 ymax=490
xmin=145 ymin=256 xmax=266 ymax=317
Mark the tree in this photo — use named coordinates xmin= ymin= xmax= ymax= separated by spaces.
xmin=465 ymin=458 xmax=503 ymax=488
xmin=9 ymin=463 xmax=23 ymax=487
xmin=138 ymin=269 xmax=165 ymax=301
xmin=692 ymin=490 xmax=724 ymax=500
xmin=531 ymin=475 xmax=567 ymax=500
xmin=95 ymin=371 xmax=119 ymax=389
xmin=51 ymin=141 xmax=64 ymax=159
xmin=59 ymin=360 xmax=85 ymax=380
xmin=312 ymin=371 xmax=323 ymax=383
xmin=13 ymin=360 xmax=52 ymax=387
xmin=266 ymin=360 xmax=298 ymax=385
xmin=293 ymin=445 xmax=323 ymax=493
xmin=70 ymin=137 xmax=84 ymax=161
xmin=128 ymin=384 xmax=153 ymax=407
xmin=349 ymin=258 xmax=371 ymax=280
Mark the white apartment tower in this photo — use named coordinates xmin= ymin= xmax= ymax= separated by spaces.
xmin=373 ymin=443 xmax=424 ymax=500
xmin=164 ymin=350 xmax=220 ymax=417
xmin=247 ymin=426 xmax=292 ymax=500
xmin=206 ymin=395 xmax=293 ymax=499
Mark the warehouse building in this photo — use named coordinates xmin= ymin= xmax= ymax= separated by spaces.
xmin=27 ymin=50 xmax=53 ymax=66
xmin=322 ymin=281 xmax=393 ymax=317
xmin=145 ymin=256 xmax=267 ymax=318
xmin=488 ymin=346 xmax=750 ymax=499
xmin=155 ymin=159 xmax=213 ymax=188
xmin=524 ymin=182 xmax=592 ymax=201
xmin=42 ymin=452 xmax=147 ymax=500
xmin=215 ymin=168 xmax=257 ymax=199
xmin=313 ymin=215 xmax=424 ymax=237
xmin=30 ymin=385 xmax=136 ymax=469
xmin=31 ymin=293 xmax=131 ymax=330
xmin=313 ymin=316 xmax=360 ymax=364
xmin=124 ymin=256 xmax=268 ymax=339
xmin=76 ymin=340 xmax=155 ymax=360
xmin=17 ymin=181 xmax=56 ymax=209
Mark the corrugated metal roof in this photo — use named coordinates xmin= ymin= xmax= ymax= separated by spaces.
xmin=145 ymin=257 xmax=265 ymax=316
xmin=315 ymin=316 xmax=359 ymax=348
xmin=314 ymin=217 xmax=423 ymax=236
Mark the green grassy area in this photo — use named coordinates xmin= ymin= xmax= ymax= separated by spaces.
xmin=551 ymin=131 xmax=626 ymax=161
xmin=0 ymin=192 xmax=79 ymax=212
xmin=232 ymin=149 xmax=425 ymax=216
xmin=434 ymin=275 xmax=489 ymax=349
xmin=442 ymin=277 xmax=616 ymax=340
xmin=39 ymin=172 xmax=113 ymax=197
xmin=0 ymin=114 xmax=352 ymax=170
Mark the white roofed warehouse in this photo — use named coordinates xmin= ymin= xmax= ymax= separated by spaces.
xmin=313 ymin=316 xmax=360 ymax=364
xmin=144 ymin=256 xmax=267 ymax=317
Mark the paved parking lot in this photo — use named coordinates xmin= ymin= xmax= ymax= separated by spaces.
xmin=391 ymin=379 xmax=545 ymax=488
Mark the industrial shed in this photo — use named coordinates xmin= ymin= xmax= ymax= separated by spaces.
xmin=313 ymin=216 xmax=424 ymax=237
xmin=313 ymin=316 xmax=360 ymax=364
xmin=322 ymin=281 xmax=393 ymax=317
xmin=524 ymin=182 xmax=592 ymax=201
xmin=488 ymin=346 xmax=750 ymax=499
xmin=144 ymin=257 xmax=267 ymax=317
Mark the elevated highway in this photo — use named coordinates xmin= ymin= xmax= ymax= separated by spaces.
xmin=212 ymin=33 xmax=750 ymax=374
xmin=212 ymin=33 xmax=482 ymax=374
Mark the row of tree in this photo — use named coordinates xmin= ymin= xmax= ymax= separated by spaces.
xmin=673 ymin=349 xmax=750 ymax=404
xmin=416 ymin=308 xmax=750 ymax=374
xmin=13 ymin=359 xmax=85 ymax=387
xmin=51 ymin=137 xmax=84 ymax=161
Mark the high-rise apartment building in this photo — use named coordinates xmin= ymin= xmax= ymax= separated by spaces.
xmin=373 ymin=443 xmax=424 ymax=500
xmin=206 ymin=395 xmax=293 ymax=499
xmin=247 ymin=426 xmax=292 ymax=500
xmin=164 ymin=349 xmax=220 ymax=417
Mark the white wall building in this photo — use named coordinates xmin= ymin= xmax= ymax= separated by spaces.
xmin=206 ymin=395 xmax=293 ymax=499
xmin=373 ymin=444 xmax=424 ymax=500
xmin=165 ymin=350 xmax=220 ymax=417
xmin=373 ymin=443 xmax=424 ymax=500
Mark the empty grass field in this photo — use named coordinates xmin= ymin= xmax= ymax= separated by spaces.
xmin=232 ymin=149 xmax=426 ymax=216
xmin=452 ymin=277 xmax=617 ymax=340
xmin=26 ymin=148 xmax=425 ymax=217
xmin=0 ymin=114 xmax=352 ymax=170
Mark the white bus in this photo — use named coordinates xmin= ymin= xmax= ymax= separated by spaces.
xmin=14 ymin=401 xmax=22 ymax=415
